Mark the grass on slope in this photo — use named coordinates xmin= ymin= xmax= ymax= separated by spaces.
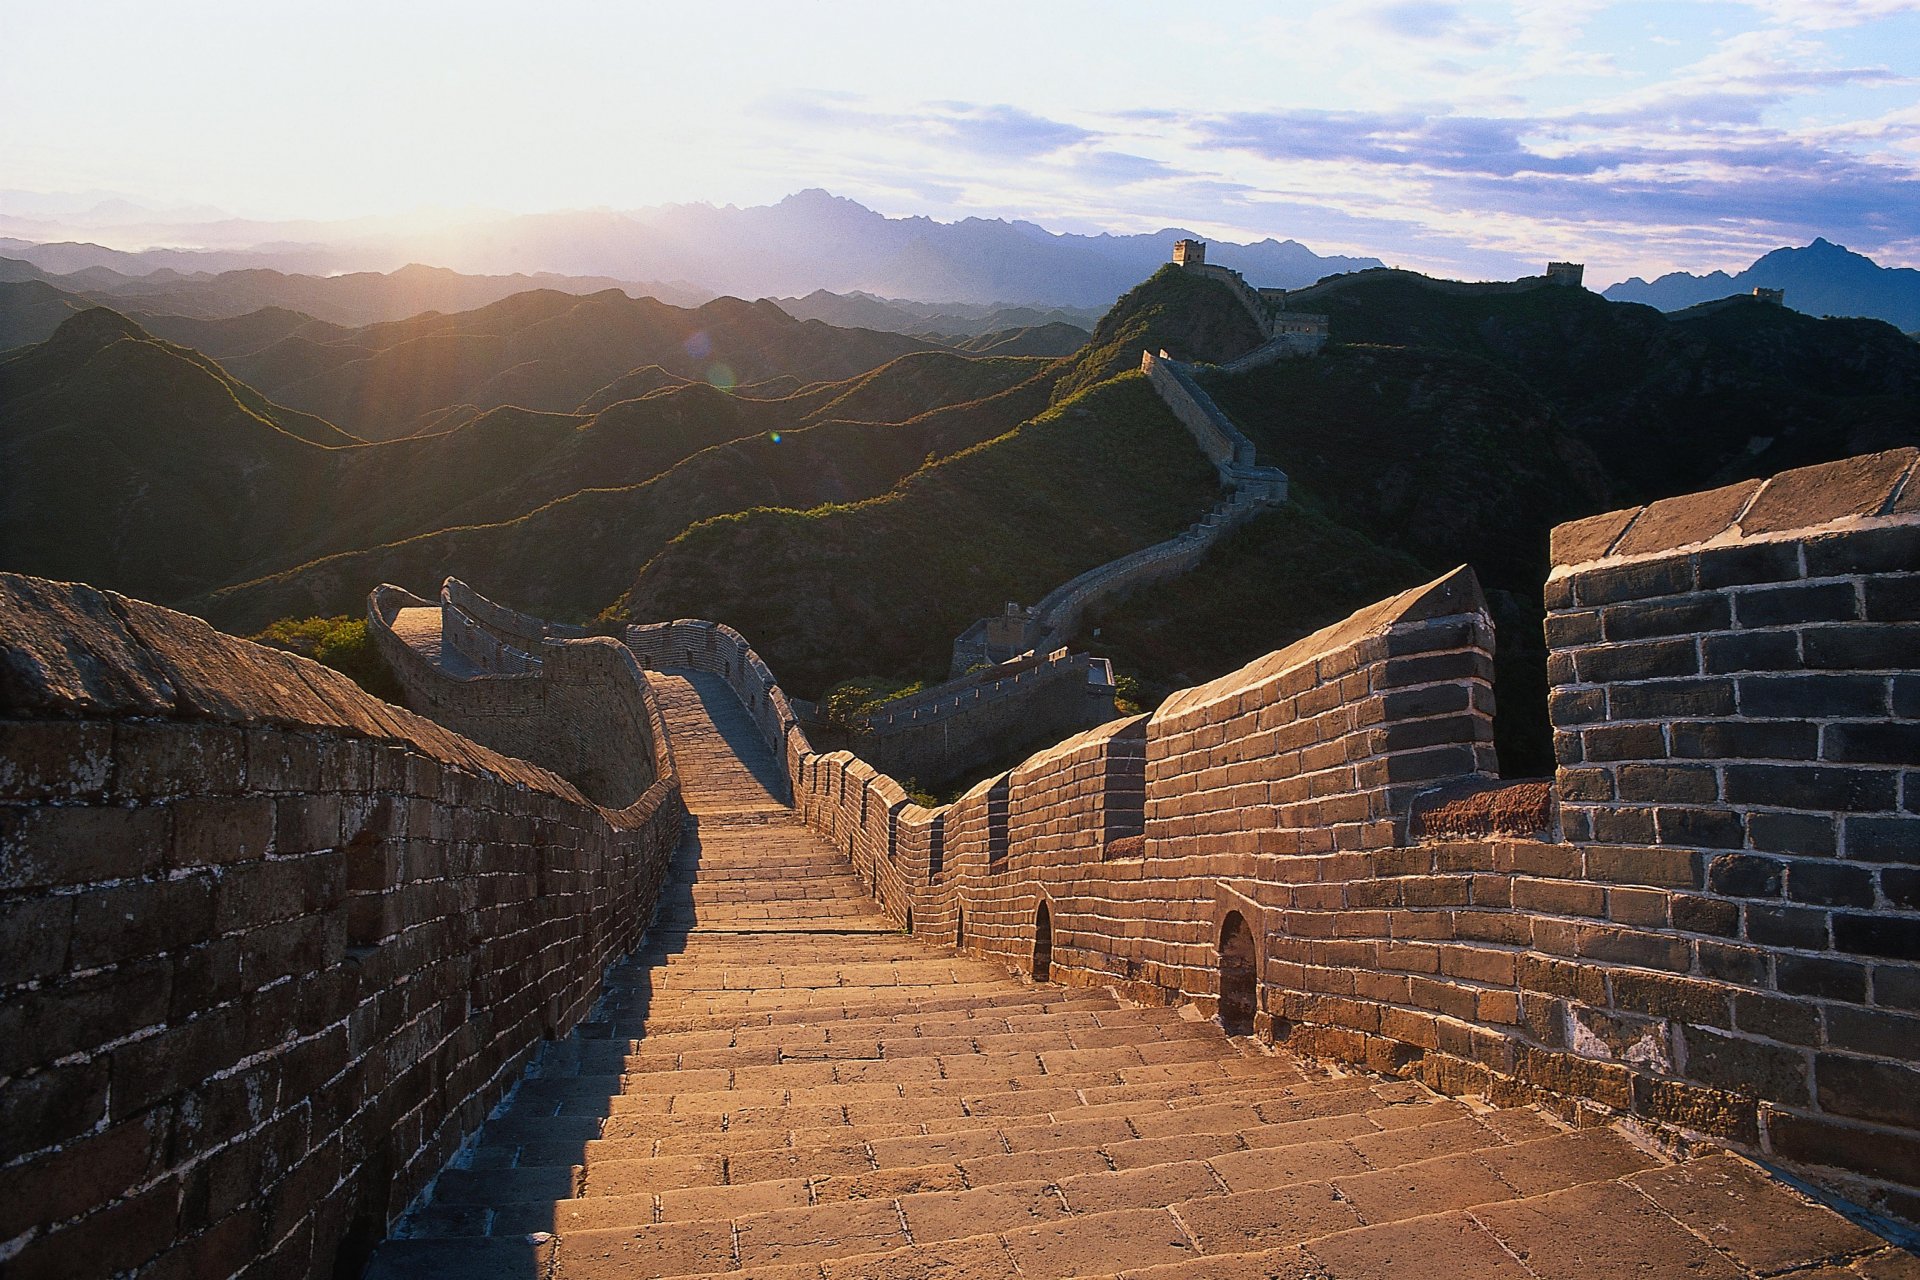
xmin=1051 ymin=266 xmax=1265 ymax=404
xmin=1307 ymin=277 xmax=1920 ymax=499
xmin=198 ymin=364 xmax=1064 ymax=631
xmin=1070 ymin=498 xmax=1554 ymax=776
xmin=1200 ymin=345 xmax=1610 ymax=590
xmin=619 ymin=371 xmax=1217 ymax=697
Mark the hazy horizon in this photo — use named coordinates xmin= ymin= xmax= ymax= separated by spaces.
xmin=5 ymin=0 xmax=1919 ymax=289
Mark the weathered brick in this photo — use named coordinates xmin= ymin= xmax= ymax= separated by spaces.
xmin=1770 ymin=1111 xmax=1920 ymax=1186
xmin=1724 ymin=765 xmax=1896 ymax=813
xmin=1610 ymin=679 xmax=1737 ymax=721
xmin=1816 ymin=1053 xmax=1920 ymax=1126
xmin=0 ymin=721 xmax=112 ymax=801
xmin=1670 ymin=894 xmax=1739 ymax=937
xmin=1845 ymin=816 xmax=1920 ymax=861
xmin=170 ymin=795 xmax=275 ymax=867
xmin=1824 ymin=1006 xmax=1920 ymax=1059
xmin=1803 ymin=624 xmax=1920 ymax=672
xmin=1775 ymin=954 xmax=1868 ymax=1002
xmin=1681 ymin=1025 xmax=1810 ymax=1103
xmin=1746 ymin=812 xmax=1838 ymax=857
xmin=0 ymin=1058 xmax=110 ymax=1163
xmin=1734 ymin=582 xmax=1859 ymax=628
xmin=1701 ymin=629 xmax=1801 ymax=675
xmin=1616 ymin=764 xmax=1717 ymax=804
xmin=1833 ymin=913 xmax=1920 ymax=960
xmin=1746 ymin=904 xmax=1829 ymax=951
xmin=0 ymin=803 xmax=168 ymax=891
xmin=1604 ymin=595 xmax=1731 ymax=641
xmin=1581 ymin=724 xmax=1666 ymax=761
xmin=1577 ymin=639 xmax=1699 ymax=684
xmin=1738 ymin=674 xmax=1888 ymax=719
xmin=1574 ymin=559 xmax=1693 ymax=606
xmin=113 ymin=722 xmax=245 ymax=799
xmin=1803 ymin=524 xmax=1920 ymax=577
xmin=1785 ymin=861 xmax=1875 ymax=909
xmin=1708 ymin=854 xmax=1782 ymax=899
xmin=1696 ymin=541 xmax=1801 ymax=589
xmin=1824 ymin=722 xmax=1920 ymax=765
xmin=1655 ymin=807 xmax=1745 ymax=849
xmin=1671 ymin=720 xmax=1817 ymax=762
xmin=69 ymin=874 xmax=216 ymax=967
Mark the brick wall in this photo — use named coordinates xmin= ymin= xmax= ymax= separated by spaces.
xmin=0 ymin=573 xmax=682 ymax=1279
xmin=646 ymin=447 xmax=1920 ymax=1225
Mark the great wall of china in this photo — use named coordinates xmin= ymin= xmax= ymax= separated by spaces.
xmin=1 ymin=251 xmax=1913 ymax=1277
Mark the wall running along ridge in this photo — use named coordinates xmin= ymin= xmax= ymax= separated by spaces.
xmin=840 ymin=648 xmax=1117 ymax=791
xmin=0 ymin=573 xmax=682 ymax=1280
xmin=626 ymin=446 xmax=1920 ymax=1228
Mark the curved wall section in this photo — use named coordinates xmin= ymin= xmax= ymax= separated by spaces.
xmin=370 ymin=581 xmax=661 ymax=809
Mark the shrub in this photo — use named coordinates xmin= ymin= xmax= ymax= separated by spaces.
xmin=252 ymin=615 xmax=404 ymax=703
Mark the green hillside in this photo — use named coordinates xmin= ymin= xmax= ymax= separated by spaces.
xmin=226 ymin=289 xmax=947 ymax=440
xmin=200 ymin=363 xmax=1065 ymax=629
xmin=3 ymin=306 xmax=1059 ymax=617
xmin=618 ymin=371 xmax=1218 ymax=695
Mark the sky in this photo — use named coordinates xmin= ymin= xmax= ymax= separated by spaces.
xmin=4 ymin=0 xmax=1919 ymax=284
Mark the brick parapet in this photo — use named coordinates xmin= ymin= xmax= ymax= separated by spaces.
xmin=0 ymin=572 xmax=682 ymax=1280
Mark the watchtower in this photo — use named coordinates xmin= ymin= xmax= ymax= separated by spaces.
xmin=1173 ymin=239 xmax=1207 ymax=268
xmin=1546 ymin=261 xmax=1585 ymax=288
xmin=1753 ymin=287 xmax=1785 ymax=306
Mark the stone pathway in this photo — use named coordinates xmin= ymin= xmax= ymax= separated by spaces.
xmin=366 ymin=673 xmax=1909 ymax=1279
xmin=389 ymin=604 xmax=480 ymax=677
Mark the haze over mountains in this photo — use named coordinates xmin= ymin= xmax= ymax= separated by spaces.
xmin=1 ymin=190 xmax=1385 ymax=308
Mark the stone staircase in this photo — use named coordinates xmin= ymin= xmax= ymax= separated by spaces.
xmin=364 ymin=673 xmax=1905 ymax=1279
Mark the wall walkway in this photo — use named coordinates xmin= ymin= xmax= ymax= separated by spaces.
xmin=631 ymin=446 xmax=1920 ymax=1229
xmin=366 ymin=660 xmax=1901 ymax=1280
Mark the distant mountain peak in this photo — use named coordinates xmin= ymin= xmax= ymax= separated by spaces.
xmin=51 ymin=305 xmax=150 ymax=349
xmin=1605 ymin=239 xmax=1919 ymax=328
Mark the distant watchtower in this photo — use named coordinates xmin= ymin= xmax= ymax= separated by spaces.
xmin=1753 ymin=287 xmax=1785 ymax=306
xmin=1173 ymin=239 xmax=1207 ymax=268
xmin=1546 ymin=261 xmax=1585 ymax=288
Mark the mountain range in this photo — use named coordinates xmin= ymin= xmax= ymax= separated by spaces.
xmin=0 ymin=190 xmax=1385 ymax=308
xmin=1604 ymin=239 xmax=1920 ymax=330
xmin=4 ymin=258 xmax=1916 ymax=778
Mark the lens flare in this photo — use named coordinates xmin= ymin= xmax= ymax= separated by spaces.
xmin=682 ymin=330 xmax=712 ymax=359
xmin=706 ymin=362 xmax=737 ymax=391
xmin=768 ymin=431 xmax=782 ymax=443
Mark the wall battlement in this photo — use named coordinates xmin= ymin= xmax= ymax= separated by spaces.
xmin=641 ymin=445 xmax=1920 ymax=1227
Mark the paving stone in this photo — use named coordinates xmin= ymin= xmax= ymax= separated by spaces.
xmin=1001 ymin=1205 xmax=1200 ymax=1274
xmin=1304 ymin=1210 xmax=1532 ymax=1278
xmin=1173 ymin=1183 xmax=1363 ymax=1255
xmin=1469 ymin=1180 xmax=1744 ymax=1279
xmin=1625 ymin=1153 xmax=1886 ymax=1273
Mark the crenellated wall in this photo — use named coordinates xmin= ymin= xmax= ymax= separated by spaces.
xmin=370 ymin=581 xmax=659 ymax=809
xmin=0 ymin=573 xmax=683 ymax=1280
xmin=848 ymin=648 xmax=1117 ymax=789
xmin=630 ymin=446 xmax=1920 ymax=1225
